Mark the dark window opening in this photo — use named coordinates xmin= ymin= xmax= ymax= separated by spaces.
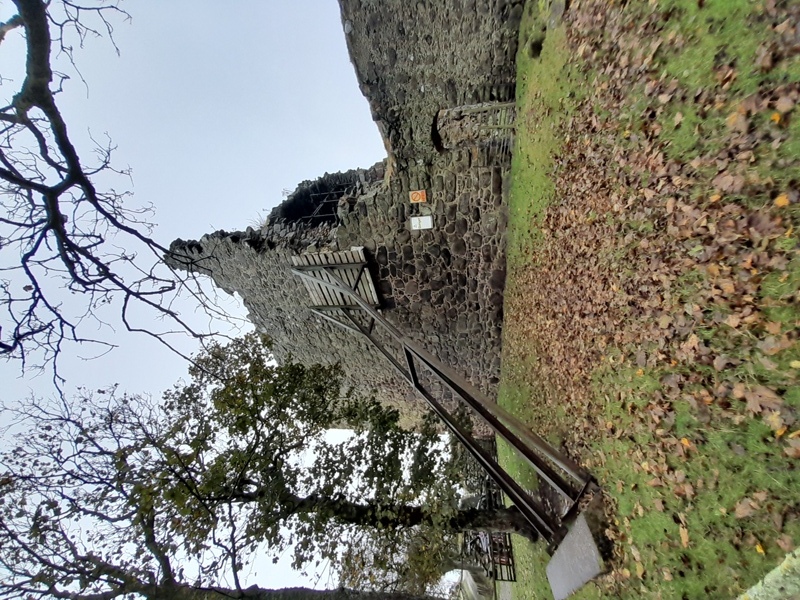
xmin=269 ymin=176 xmax=359 ymax=225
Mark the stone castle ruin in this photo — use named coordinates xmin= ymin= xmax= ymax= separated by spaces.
xmin=168 ymin=0 xmax=525 ymax=416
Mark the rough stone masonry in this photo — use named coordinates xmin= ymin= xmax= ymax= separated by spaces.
xmin=168 ymin=0 xmax=524 ymax=419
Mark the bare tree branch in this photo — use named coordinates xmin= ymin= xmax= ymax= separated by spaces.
xmin=1 ymin=0 xmax=239 ymax=384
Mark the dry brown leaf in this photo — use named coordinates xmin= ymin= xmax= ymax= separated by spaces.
xmin=684 ymin=333 xmax=699 ymax=350
xmin=725 ymin=314 xmax=741 ymax=328
xmin=775 ymin=17 xmax=792 ymax=34
xmin=630 ymin=545 xmax=642 ymax=562
xmin=726 ymin=112 xmax=749 ymax=132
xmin=777 ymin=534 xmax=794 ymax=553
xmin=757 ymin=335 xmax=793 ymax=356
xmin=776 ymin=96 xmax=795 ymax=114
xmin=786 ymin=439 xmax=800 ymax=459
xmin=756 ymin=44 xmax=774 ymax=72
xmin=758 ymin=355 xmax=778 ymax=371
xmin=765 ymin=321 xmax=782 ymax=335
xmin=745 ymin=386 xmax=783 ymax=414
xmin=735 ymin=497 xmax=758 ymax=519
xmin=679 ymin=525 xmax=689 ymax=548
xmin=765 ymin=410 xmax=784 ymax=432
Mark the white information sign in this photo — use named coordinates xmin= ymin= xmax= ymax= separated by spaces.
xmin=410 ymin=215 xmax=433 ymax=230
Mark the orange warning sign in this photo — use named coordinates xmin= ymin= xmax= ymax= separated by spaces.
xmin=409 ymin=189 xmax=427 ymax=203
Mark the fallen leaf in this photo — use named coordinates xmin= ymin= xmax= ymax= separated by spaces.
xmin=776 ymin=534 xmax=794 ymax=553
xmin=757 ymin=335 xmax=793 ymax=356
xmin=735 ymin=497 xmax=758 ymax=519
xmin=756 ymin=43 xmax=774 ymax=71
xmin=725 ymin=314 xmax=741 ymax=328
xmin=756 ymin=543 xmax=765 ymax=555
xmin=726 ymin=112 xmax=749 ymax=132
xmin=713 ymin=172 xmax=745 ymax=193
xmin=636 ymin=562 xmax=645 ymax=578
xmin=771 ymin=112 xmax=782 ymax=124
xmin=683 ymin=333 xmax=700 ymax=351
xmin=680 ymin=525 xmax=689 ymax=548
xmin=766 ymin=321 xmax=782 ymax=335
xmin=775 ymin=193 xmax=790 ymax=208
xmin=654 ymin=498 xmax=665 ymax=512
xmin=790 ymin=360 xmax=800 ymax=369
xmin=663 ymin=568 xmax=673 ymax=581
xmin=765 ymin=410 xmax=784 ymax=432
xmin=776 ymin=17 xmax=792 ymax=34
xmin=758 ymin=355 xmax=778 ymax=371
xmin=630 ymin=545 xmax=642 ymax=562
xmin=674 ymin=112 xmax=684 ymax=128
xmin=786 ymin=439 xmax=800 ymax=459
xmin=745 ymin=386 xmax=783 ymax=413
xmin=713 ymin=354 xmax=730 ymax=371
xmin=776 ymin=96 xmax=794 ymax=114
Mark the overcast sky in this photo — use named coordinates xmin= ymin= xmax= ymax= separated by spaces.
xmin=0 ymin=0 xmax=386 ymax=587
xmin=0 ymin=0 xmax=386 ymax=397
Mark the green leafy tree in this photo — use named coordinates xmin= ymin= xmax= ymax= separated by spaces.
xmin=0 ymin=334 xmax=536 ymax=599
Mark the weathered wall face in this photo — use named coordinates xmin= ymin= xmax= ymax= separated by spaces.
xmin=334 ymin=147 xmax=509 ymax=395
xmin=170 ymin=142 xmax=509 ymax=415
xmin=170 ymin=0 xmax=521 ymax=421
xmin=339 ymin=0 xmax=523 ymax=163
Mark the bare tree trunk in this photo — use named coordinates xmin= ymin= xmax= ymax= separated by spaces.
xmin=285 ymin=494 xmax=538 ymax=542
xmin=154 ymin=585 xmax=439 ymax=600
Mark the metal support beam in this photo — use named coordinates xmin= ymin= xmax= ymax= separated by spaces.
xmin=338 ymin=308 xmax=564 ymax=544
xmin=293 ymin=266 xmax=598 ymax=548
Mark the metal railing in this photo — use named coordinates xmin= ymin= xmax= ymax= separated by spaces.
xmin=291 ymin=264 xmax=596 ymax=549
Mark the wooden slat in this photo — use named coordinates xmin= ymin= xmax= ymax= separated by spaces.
xmin=291 ymin=248 xmax=380 ymax=308
xmin=323 ymin=253 xmax=348 ymax=306
xmin=296 ymin=255 xmax=321 ymax=306
xmin=319 ymin=254 xmax=342 ymax=307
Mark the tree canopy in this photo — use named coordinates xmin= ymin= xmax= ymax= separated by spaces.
xmin=0 ymin=333 xmax=534 ymax=599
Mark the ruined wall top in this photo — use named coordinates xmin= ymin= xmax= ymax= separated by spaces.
xmin=338 ymin=0 xmax=523 ymax=164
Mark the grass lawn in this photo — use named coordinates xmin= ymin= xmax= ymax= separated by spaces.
xmin=498 ymin=0 xmax=800 ymax=597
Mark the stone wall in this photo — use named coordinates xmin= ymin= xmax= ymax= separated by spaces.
xmin=169 ymin=0 xmax=521 ymax=421
xmin=339 ymin=0 xmax=523 ymax=163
